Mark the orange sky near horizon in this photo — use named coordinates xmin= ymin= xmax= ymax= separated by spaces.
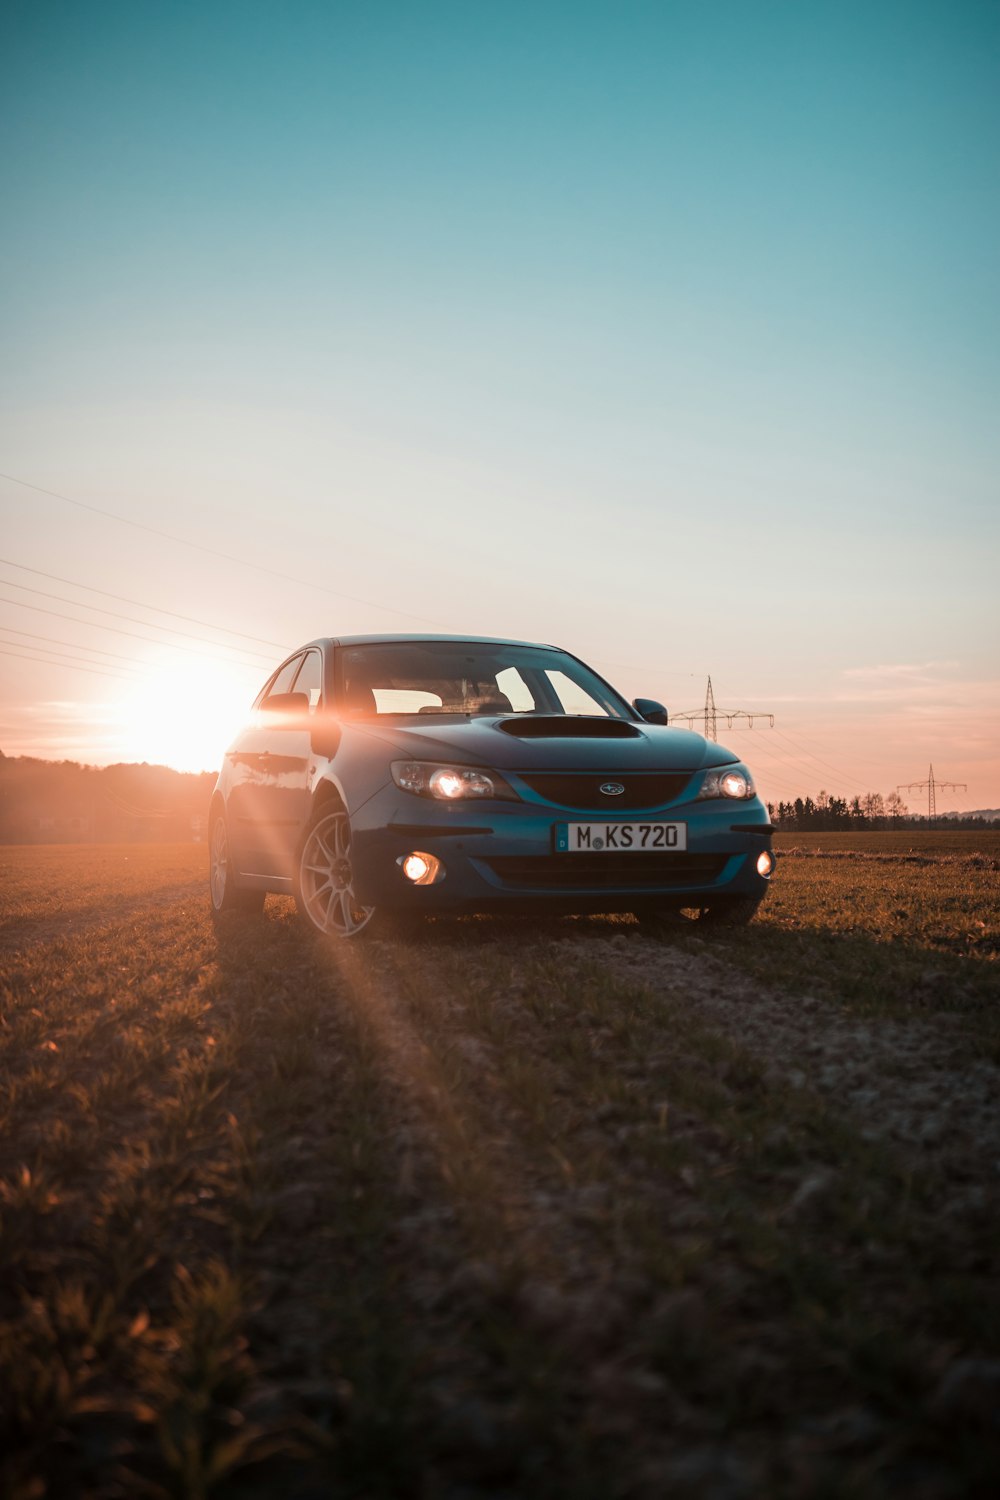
xmin=0 ymin=475 xmax=996 ymax=814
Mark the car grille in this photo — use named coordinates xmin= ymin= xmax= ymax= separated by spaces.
xmin=484 ymin=853 xmax=726 ymax=891
xmin=517 ymin=773 xmax=693 ymax=810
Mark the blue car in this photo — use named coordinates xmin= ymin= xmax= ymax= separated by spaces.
xmin=209 ymin=635 xmax=774 ymax=937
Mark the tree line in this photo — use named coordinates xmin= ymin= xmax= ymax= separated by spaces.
xmin=0 ymin=754 xmax=215 ymax=843
xmin=766 ymin=790 xmax=994 ymax=831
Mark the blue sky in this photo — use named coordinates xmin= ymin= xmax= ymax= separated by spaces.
xmin=1 ymin=1 xmax=997 ymax=802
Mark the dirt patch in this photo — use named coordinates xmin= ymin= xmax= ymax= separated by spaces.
xmin=596 ymin=930 xmax=1000 ymax=1217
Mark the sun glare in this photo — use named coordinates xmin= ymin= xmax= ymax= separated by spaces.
xmin=113 ymin=655 xmax=257 ymax=773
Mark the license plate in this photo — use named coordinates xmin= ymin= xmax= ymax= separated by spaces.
xmin=555 ymin=822 xmax=687 ymax=853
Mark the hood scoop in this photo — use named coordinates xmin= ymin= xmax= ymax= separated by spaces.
xmin=496 ymin=715 xmax=643 ymax=740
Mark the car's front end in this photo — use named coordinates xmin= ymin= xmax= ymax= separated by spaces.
xmin=342 ymin=717 xmax=773 ymax=920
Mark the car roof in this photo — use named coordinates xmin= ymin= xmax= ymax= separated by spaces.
xmin=301 ymin=634 xmax=563 ymax=651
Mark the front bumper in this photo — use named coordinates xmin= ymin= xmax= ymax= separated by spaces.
xmin=350 ymin=784 xmax=774 ymax=914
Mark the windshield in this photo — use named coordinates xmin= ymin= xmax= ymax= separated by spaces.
xmin=337 ymin=642 xmax=631 ymax=720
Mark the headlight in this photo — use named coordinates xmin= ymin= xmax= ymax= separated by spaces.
xmin=391 ymin=762 xmax=519 ymax=801
xmin=697 ymin=766 xmax=755 ymax=800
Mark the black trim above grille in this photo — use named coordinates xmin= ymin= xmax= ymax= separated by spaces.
xmin=497 ymin=716 xmax=641 ymax=739
xmin=484 ymin=853 xmax=727 ymax=891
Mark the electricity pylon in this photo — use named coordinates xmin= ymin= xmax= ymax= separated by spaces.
xmin=897 ymin=764 xmax=966 ymax=820
xmin=705 ymin=676 xmax=717 ymax=741
xmin=673 ymin=676 xmax=775 ymax=742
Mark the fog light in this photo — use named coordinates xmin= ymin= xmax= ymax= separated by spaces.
xmin=756 ymin=850 xmax=774 ymax=878
xmin=399 ymin=851 xmax=442 ymax=886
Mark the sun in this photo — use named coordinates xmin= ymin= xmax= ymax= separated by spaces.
xmin=112 ymin=652 xmax=260 ymax=773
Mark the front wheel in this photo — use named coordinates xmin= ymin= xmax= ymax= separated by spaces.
xmin=636 ymin=896 xmax=763 ymax=930
xmin=209 ymin=813 xmax=266 ymax=916
xmin=295 ymin=807 xmax=380 ymax=939
xmin=696 ymin=896 xmax=763 ymax=927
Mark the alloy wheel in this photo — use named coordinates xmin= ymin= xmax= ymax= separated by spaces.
xmin=210 ymin=817 xmax=229 ymax=909
xmin=298 ymin=811 xmax=375 ymax=937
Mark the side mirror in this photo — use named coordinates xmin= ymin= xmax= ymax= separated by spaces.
xmin=310 ymin=714 xmax=342 ymax=760
xmin=634 ymin=697 xmax=668 ymax=726
xmin=259 ymin=691 xmax=310 ymax=723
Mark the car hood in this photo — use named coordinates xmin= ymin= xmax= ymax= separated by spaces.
xmin=349 ymin=715 xmax=740 ymax=772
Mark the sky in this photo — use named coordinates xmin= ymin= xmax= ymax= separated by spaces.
xmin=1 ymin=0 xmax=997 ymax=810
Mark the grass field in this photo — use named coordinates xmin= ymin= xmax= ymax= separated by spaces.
xmin=1 ymin=838 xmax=998 ymax=1499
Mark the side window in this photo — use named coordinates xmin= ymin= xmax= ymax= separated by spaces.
xmin=292 ymin=650 xmax=323 ymax=709
xmin=262 ymin=655 xmax=304 ymax=702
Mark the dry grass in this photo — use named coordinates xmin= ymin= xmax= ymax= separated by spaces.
xmin=774 ymin=831 xmax=1000 ymax=858
xmin=2 ymin=841 xmax=998 ymax=1498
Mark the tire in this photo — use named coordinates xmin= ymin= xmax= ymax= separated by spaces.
xmin=294 ymin=806 xmax=385 ymax=939
xmin=633 ymin=904 xmax=690 ymax=930
xmin=696 ymin=896 xmax=763 ymax=927
xmin=636 ymin=897 xmax=763 ymax=930
xmin=209 ymin=812 xmax=266 ymax=917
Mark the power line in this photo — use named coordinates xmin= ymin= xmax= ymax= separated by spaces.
xmin=729 ymin=734 xmax=827 ymax=782
xmin=0 ymin=556 xmax=292 ymax=651
xmin=666 ymin=706 xmax=890 ymax=793
xmin=0 ymin=470 xmax=448 ymax=628
xmin=0 ymin=625 xmax=148 ymax=667
xmin=714 ymin=723 xmax=889 ymax=802
xmin=0 ymin=641 xmax=142 ymax=678
xmin=770 ymin=722 xmax=893 ymax=781
xmin=0 ymin=577 xmax=274 ymax=664
xmin=0 ymin=552 xmax=677 ymax=686
xmin=0 ymin=595 xmax=264 ymax=674
xmin=0 ymin=476 xmax=695 ymax=684
xmin=0 ymin=645 xmax=140 ymax=682
xmin=748 ymin=730 xmax=946 ymax=808
xmin=0 ymin=641 xmax=143 ymax=681
xmin=770 ymin=727 xmax=879 ymax=790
